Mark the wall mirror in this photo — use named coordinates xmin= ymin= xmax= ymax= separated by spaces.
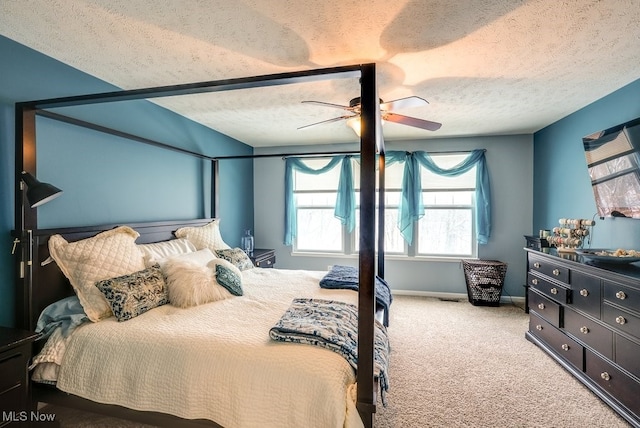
xmin=582 ymin=116 xmax=640 ymax=219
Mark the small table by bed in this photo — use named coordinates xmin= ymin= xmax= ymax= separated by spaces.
xmin=0 ymin=326 xmax=40 ymax=427
xmin=250 ymin=248 xmax=276 ymax=268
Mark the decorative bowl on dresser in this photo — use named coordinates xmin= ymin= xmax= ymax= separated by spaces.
xmin=524 ymin=247 xmax=640 ymax=427
xmin=0 ymin=327 xmax=40 ymax=427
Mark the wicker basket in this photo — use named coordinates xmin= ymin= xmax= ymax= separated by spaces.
xmin=462 ymin=259 xmax=507 ymax=306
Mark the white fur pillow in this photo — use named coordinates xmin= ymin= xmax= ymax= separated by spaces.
xmin=163 ymin=258 xmax=232 ymax=308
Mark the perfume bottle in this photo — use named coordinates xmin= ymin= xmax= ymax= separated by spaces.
xmin=241 ymin=229 xmax=254 ymax=255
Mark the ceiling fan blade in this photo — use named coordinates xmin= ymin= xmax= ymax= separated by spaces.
xmin=383 ymin=112 xmax=442 ymax=131
xmin=301 ymin=100 xmax=354 ymax=111
xmin=297 ymin=115 xmax=354 ymax=130
xmin=380 ymin=96 xmax=428 ymax=111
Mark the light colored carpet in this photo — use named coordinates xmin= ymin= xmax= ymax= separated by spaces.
xmin=376 ymin=296 xmax=630 ymax=427
xmin=42 ymin=296 xmax=631 ymax=427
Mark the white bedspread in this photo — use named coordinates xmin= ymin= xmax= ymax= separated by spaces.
xmin=56 ymin=268 xmax=364 ymax=428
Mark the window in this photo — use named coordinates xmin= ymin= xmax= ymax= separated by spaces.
xmin=293 ymin=159 xmax=344 ymax=253
xmin=417 ymin=154 xmax=477 ymax=258
xmin=292 ymin=153 xmax=478 ymax=258
xmin=353 ymin=161 xmax=406 ymax=254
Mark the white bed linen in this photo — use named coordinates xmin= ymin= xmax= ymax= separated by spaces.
xmin=55 ymin=268 xmax=364 ymax=428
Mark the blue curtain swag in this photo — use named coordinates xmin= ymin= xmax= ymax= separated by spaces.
xmin=283 ymin=149 xmax=491 ymax=246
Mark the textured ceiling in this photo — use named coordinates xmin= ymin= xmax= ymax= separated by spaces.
xmin=1 ymin=0 xmax=639 ymax=147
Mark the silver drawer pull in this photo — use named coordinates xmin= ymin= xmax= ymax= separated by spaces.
xmin=538 ymin=303 xmax=545 ymax=310
xmin=601 ymin=372 xmax=610 ymax=381
xmin=550 ymin=287 xmax=558 ymax=295
xmin=561 ymin=344 xmax=569 ymax=351
xmin=616 ymin=316 xmax=627 ymax=325
xmin=531 ymin=279 xmax=538 ymax=285
xmin=534 ymin=262 xmax=541 ymax=268
xmin=580 ymin=289 xmax=589 ymax=297
xmin=615 ymin=291 xmax=627 ymax=300
xmin=552 ymin=269 xmax=560 ymax=276
xmin=580 ymin=326 xmax=589 ymax=334
xmin=536 ymin=325 xmax=543 ymax=331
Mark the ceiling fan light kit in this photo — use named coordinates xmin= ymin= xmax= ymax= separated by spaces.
xmin=346 ymin=116 xmax=362 ymax=137
xmin=300 ymin=95 xmax=442 ymax=136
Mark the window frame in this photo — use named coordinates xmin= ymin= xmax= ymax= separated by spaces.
xmin=291 ymin=153 xmax=479 ymax=260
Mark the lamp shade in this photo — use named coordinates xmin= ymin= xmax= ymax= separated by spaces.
xmin=21 ymin=171 xmax=63 ymax=208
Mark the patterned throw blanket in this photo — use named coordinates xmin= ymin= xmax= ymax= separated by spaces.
xmin=319 ymin=265 xmax=393 ymax=324
xmin=269 ymin=298 xmax=390 ymax=404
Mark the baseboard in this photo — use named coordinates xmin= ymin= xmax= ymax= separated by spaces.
xmin=391 ymin=289 xmax=526 ymax=306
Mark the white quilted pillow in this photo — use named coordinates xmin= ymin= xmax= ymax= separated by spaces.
xmin=48 ymin=226 xmax=146 ymax=322
xmin=174 ymin=219 xmax=231 ymax=251
xmin=137 ymin=238 xmax=197 ymax=267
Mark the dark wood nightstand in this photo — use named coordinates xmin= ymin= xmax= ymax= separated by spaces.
xmin=524 ymin=235 xmax=549 ymax=250
xmin=250 ymin=249 xmax=276 ymax=268
xmin=0 ymin=326 xmax=40 ymax=427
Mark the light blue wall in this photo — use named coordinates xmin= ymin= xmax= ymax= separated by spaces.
xmin=0 ymin=36 xmax=254 ymax=327
xmin=254 ymin=135 xmax=534 ymax=299
xmin=533 ymin=78 xmax=640 ymax=249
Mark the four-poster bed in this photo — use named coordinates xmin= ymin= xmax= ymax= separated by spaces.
xmin=14 ymin=64 xmax=388 ymax=427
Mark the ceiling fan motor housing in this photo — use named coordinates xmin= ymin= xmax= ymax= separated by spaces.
xmin=349 ymin=97 xmax=384 ymax=108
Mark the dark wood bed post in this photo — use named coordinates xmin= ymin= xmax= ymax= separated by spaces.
xmin=211 ymin=159 xmax=219 ymax=218
xmin=14 ymin=102 xmax=38 ymax=330
xmin=357 ymin=63 xmax=382 ymax=428
xmin=377 ymin=152 xmax=386 ymax=279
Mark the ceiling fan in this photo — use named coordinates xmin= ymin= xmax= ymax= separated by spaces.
xmin=298 ymin=95 xmax=442 ymax=135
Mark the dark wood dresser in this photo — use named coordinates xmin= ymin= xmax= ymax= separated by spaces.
xmin=0 ymin=327 xmax=40 ymax=426
xmin=525 ymin=248 xmax=640 ymax=427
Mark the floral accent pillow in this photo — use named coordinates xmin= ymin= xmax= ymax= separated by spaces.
xmin=215 ymin=248 xmax=254 ymax=271
xmin=95 ymin=264 xmax=169 ymax=322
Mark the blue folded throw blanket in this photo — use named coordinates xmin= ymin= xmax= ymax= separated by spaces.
xmin=319 ymin=265 xmax=393 ymax=317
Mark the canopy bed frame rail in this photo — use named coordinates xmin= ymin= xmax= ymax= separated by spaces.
xmin=14 ymin=64 xmax=386 ymax=427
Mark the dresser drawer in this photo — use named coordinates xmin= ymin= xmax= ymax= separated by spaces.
xmin=529 ymin=289 xmax=561 ymax=327
xmin=616 ymin=335 xmax=640 ymax=379
xmin=603 ymin=304 xmax=640 ymax=341
xmin=529 ymin=254 xmax=570 ymax=285
xmin=563 ymin=307 xmax=613 ymax=359
xmin=568 ymin=270 xmax=601 ymax=319
xmin=528 ymin=273 xmax=569 ymax=303
xmin=585 ymin=349 xmax=640 ymax=418
xmin=604 ymin=282 xmax=640 ymax=313
xmin=530 ymin=312 xmax=584 ymax=370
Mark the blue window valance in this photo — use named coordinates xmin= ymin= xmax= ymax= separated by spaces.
xmin=283 ymin=149 xmax=491 ymax=246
